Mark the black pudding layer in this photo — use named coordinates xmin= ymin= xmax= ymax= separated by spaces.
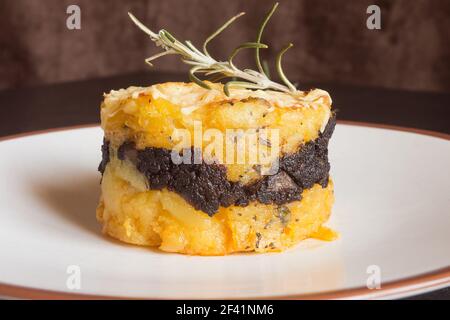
xmin=99 ymin=113 xmax=336 ymax=216
xmin=98 ymin=138 xmax=110 ymax=174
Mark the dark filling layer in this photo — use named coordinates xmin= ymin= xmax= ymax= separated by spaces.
xmin=98 ymin=138 xmax=110 ymax=174
xmin=99 ymin=113 xmax=335 ymax=216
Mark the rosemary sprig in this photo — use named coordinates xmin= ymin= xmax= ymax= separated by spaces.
xmin=128 ymin=2 xmax=297 ymax=96
xmin=276 ymin=43 xmax=297 ymax=91
xmin=255 ymin=2 xmax=279 ymax=77
xmin=203 ymin=12 xmax=246 ymax=58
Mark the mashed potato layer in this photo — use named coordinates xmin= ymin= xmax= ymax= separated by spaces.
xmin=96 ymin=159 xmax=335 ymax=255
xmin=100 ymin=82 xmax=332 ymax=183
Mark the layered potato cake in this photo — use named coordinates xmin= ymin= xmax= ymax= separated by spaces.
xmin=97 ymin=82 xmax=336 ymax=255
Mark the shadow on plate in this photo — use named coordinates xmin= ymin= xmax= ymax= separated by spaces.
xmin=29 ymin=170 xmax=164 ymax=252
xmin=31 ymin=170 xmax=102 ymax=236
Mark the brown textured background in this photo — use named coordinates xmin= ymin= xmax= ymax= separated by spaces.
xmin=0 ymin=0 xmax=449 ymax=92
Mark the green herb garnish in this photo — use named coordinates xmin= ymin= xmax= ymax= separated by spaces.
xmin=128 ymin=2 xmax=297 ymax=96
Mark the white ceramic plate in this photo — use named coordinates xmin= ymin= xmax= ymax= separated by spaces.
xmin=0 ymin=123 xmax=449 ymax=300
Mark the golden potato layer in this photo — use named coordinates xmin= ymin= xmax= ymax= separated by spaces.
xmin=96 ymin=158 xmax=336 ymax=255
xmin=100 ymin=82 xmax=332 ymax=183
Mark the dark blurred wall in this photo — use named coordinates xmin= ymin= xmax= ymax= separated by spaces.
xmin=0 ymin=0 xmax=449 ymax=92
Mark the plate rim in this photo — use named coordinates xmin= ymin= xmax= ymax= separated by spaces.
xmin=0 ymin=121 xmax=449 ymax=300
xmin=0 ymin=267 xmax=448 ymax=300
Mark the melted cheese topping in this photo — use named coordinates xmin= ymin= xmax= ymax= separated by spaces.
xmin=104 ymin=82 xmax=332 ymax=113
